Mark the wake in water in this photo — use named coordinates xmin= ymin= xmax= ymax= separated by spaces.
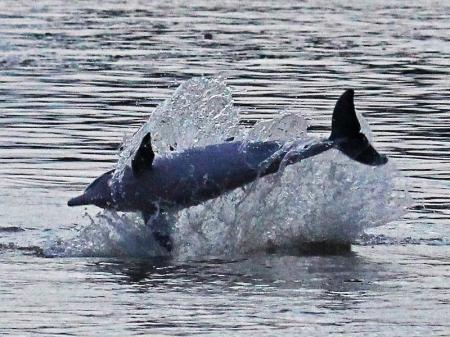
xmin=45 ymin=77 xmax=410 ymax=259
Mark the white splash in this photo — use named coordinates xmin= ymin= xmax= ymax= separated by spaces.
xmin=47 ymin=211 xmax=168 ymax=258
xmin=45 ymin=77 xmax=410 ymax=259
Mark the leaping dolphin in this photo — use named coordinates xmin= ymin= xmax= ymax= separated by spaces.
xmin=68 ymin=89 xmax=387 ymax=251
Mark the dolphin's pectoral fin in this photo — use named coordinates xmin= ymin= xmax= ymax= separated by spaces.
xmin=152 ymin=232 xmax=173 ymax=252
xmin=142 ymin=211 xmax=153 ymax=224
xmin=142 ymin=211 xmax=173 ymax=252
xmin=132 ymin=132 xmax=155 ymax=175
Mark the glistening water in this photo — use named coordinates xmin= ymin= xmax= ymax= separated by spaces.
xmin=0 ymin=1 xmax=449 ymax=336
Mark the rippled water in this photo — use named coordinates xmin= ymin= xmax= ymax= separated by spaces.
xmin=0 ymin=1 xmax=449 ymax=336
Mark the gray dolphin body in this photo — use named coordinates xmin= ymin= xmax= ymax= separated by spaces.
xmin=68 ymin=90 xmax=387 ymax=251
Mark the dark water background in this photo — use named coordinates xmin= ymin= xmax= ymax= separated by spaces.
xmin=0 ymin=1 xmax=449 ymax=336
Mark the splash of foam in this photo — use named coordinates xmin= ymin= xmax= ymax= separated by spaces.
xmin=172 ymin=141 xmax=408 ymax=259
xmin=46 ymin=77 xmax=410 ymax=259
xmin=46 ymin=211 xmax=167 ymax=258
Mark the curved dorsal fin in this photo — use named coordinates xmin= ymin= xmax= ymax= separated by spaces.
xmin=132 ymin=133 xmax=155 ymax=175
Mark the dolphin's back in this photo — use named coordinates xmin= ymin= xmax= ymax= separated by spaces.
xmin=156 ymin=141 xmax=283 ymax=206
xmin=119 ymin=141 xmax=283 ymax=212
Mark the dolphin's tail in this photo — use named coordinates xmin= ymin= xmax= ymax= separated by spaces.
xmin=329 ymin=89 xmax=387 ymax=166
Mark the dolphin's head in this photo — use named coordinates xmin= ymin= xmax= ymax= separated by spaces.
xmin=68 ymin=169 xmax=114 ymax=208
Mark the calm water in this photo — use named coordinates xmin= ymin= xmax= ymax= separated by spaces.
xmin=0 ymin=1 xmax=449 ymax=336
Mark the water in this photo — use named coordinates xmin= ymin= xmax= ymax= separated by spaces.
xmin=0 ymin=1 xmax=449 ymax=335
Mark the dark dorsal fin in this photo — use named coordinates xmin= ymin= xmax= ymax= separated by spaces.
xmin=329 ymin=89 xmax=361 ymax=141
xmin=132 ymin=132 xmax=155 ymax=175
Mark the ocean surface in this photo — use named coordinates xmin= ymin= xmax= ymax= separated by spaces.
xmin=0 ymin=1 xmax=449 ymax=336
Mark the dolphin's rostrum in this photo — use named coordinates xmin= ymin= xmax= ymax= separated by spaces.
xmin=68 ymin=90 xmax=387 ymax=252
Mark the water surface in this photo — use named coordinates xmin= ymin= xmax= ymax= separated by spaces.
xmin=0 ymin=1 xmax=449 ymax=336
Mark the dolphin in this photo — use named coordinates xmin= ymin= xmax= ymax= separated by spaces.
xmin=68 ymin=89 xmax=387 ymax=251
